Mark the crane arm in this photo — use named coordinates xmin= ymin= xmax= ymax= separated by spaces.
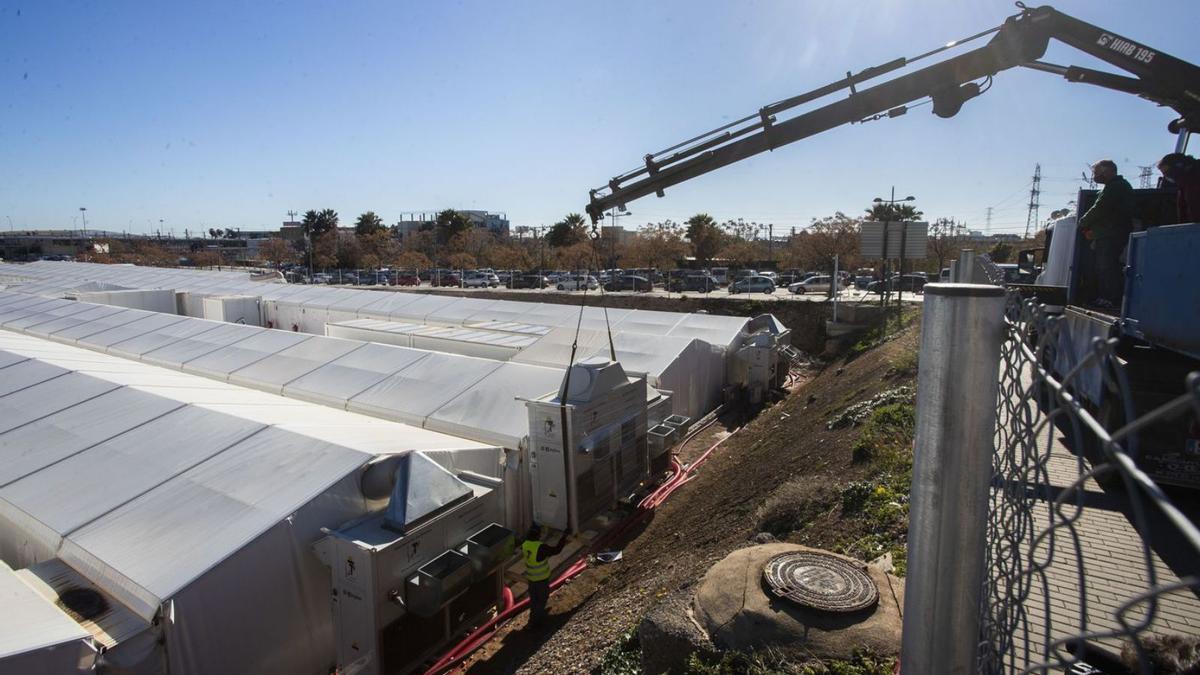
xmin=586 ymin=4 xmax=1200 ymax=222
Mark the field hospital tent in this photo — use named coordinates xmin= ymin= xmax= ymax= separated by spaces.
xmin=512 ymin=326 xmax=724 ymax=419
xmin=0 ymin=262 xmax=782 ymax=423
xmin=0 ymin=291 xmax=566 ymax=451
xmin=0 ymin=329 xmax=499 ymax=674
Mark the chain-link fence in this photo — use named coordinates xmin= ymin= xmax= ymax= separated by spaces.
xmin=977 ymin=288 xmax=1200 ymax=674
xmin=900 ymin=261 xmax=1200 ymax=674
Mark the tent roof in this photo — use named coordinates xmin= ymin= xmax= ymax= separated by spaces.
xmin=0 ymin=290 xmax=567 ymax=449
xmin=0 ymin=262 xmax=769 ymax=349
xmin=0 ymin=331 xmax=496 ymax=621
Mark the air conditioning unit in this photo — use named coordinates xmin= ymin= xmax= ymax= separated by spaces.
xmin=316 ymin=452 xmax=512 ymax=675
xmin=526 ymin=358 xmax=648 ymax=533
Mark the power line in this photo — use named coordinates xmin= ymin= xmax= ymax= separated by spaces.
xmin=1139 ymin=165 xmax=1154 ymax=189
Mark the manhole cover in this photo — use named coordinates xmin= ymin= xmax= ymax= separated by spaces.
xmin=762 ymin=551 xmax=878 ymax=612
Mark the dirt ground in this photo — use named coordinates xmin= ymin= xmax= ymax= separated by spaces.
xmin=458 ymin=324 xmax=920 ymax=674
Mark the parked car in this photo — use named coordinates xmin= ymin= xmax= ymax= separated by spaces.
xmin=436 ymin=273 xmax=462 ymax=287
xmin=730 ymin=276 xmax=776 ymax=294
xmin=867 ymin=274 xmax=927 ymax=294
xmin=556 ymin=274 xmax=599 ymax=291
xmin=855 ymin=274 xmax=874 ymax=289
xmin=710 ymin=267 xmax=730 ymax=285
xmin=788 ymin=275 xmax=840 ymax=294
xmin=515 ymin=274 xmax=550 ymax=289
xmin=604 ymin=275 xmax=652 ymax=292
xmin=463 ymin=271 xmax=501 ymax=288
xmin=996 ymin=263 xmax=1024 ymax=283
xmin=394 ymin=272 xmax=421 ymax=286
xmin=668 ymin=274 xmax=719 ymax=293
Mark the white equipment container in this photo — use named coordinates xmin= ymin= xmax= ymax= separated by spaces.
xmin=201 ymin=295 xmax=263 ymax=326
xmin=73 ymin=288 xmax=178 ymax=315
xmin=525 ymin=358 xmax=648 ymax=533
xmin=317 ymin=452 xmax=512 ymax=675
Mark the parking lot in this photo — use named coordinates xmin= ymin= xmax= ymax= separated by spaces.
xmin=341 ymin=282 xmax=925 ymax=304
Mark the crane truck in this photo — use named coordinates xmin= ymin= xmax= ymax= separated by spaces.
xmin=585 ymin=4 xmax=1200 ymax=489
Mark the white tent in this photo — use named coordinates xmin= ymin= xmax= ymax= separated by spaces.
xmin=0 ymin=291 xmax=569 ymax=451
xmin=513 ymin=327 xmax=723 ymax=418
xmin=282 ymin=342 xmax=432 ymax=409
xmin=0 ymin=264 xmax=781 ymax=423
xmin=0 ymin=330 xmax=500 ymax=674
xmin=326 ymin=318 xmax=537 ymax=360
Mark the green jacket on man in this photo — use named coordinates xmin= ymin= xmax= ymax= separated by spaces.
xmin=1077 ymin=175 xmax=1134 ymax=242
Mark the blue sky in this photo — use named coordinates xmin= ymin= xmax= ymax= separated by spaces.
xmin=2 ymin=1 xmax=1197 ymax=236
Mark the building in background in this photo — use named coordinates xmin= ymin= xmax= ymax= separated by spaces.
xmin=394 ymin=210 xmax=510 ymax=241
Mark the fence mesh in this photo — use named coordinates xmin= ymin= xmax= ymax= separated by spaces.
xmin=977 ymin=286 xmax=1200 ymax=674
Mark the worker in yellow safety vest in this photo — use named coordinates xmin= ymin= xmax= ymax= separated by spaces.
xmin=521 ymin=525 xmax=565 ymax=627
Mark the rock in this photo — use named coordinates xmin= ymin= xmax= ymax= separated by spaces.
xmin=750 ymin=532 xmax=777 ymax=544
xmin=693 ymin=543 xmax=904 ymax=662
xmin=638 ymin=588 xmax=715 ymax=674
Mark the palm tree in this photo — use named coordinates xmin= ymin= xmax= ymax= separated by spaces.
xmin=355 ymin=211 xmax=386 ymax=236
xmin=547 ymin=213 xmax=588 ymax=248
xmin=865 ymin=203 xmax=923 ymax=221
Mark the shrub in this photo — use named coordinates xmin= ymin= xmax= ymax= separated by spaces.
xmin=757 ymin=481 xmax=839 ymax=537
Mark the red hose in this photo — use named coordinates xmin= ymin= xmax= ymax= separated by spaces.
xmin=424 ymin=426 xmax=741 ymax=675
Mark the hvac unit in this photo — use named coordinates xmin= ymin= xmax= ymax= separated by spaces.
xmin=729 ymin=331 xmax=780 ymax=407
xmin=316 ymin=452 xmax=513 ymax=675
xmin=525 ymin=358 xmax=648 ymax=533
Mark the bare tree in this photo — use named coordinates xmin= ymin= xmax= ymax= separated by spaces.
xmin=622 ymin=222 xmax=686 ymax=271
xmin=259 ymin=237 xmax=295 ymax=269
xmin=784 ymin=212 xmax=860 ymax=274
xmin=927 ymin=217 xmax=965 ymax=273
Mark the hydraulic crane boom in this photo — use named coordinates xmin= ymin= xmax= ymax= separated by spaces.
xmin=586 ymin=4 xmax=1200 ymax=222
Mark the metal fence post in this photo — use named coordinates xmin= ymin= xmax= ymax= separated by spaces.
xmin=958 ymin=249 xmax=976 ymax=283
xmin=901 ymin=283 xmax=1006 ymax=675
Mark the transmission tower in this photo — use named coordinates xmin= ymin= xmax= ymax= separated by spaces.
xmin=985 ymin=206 xmax=993 ymax=235
xmin=1024 ymin=164 xmax=1041 ymax=238
xmin=1138 ymin=165 xmax=1153 ymax=188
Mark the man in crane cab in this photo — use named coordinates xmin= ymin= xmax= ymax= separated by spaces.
xmin=521 ymin=525 xmax=565 ymax=628
xmin=1157 ymin=153 xmax=1200 ymax=224
xmin=1077 ymin=159 xmax=1134 ymax=310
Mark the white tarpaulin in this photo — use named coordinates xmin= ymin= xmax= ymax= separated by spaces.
xmin=282 ymin=342 xmax=432 ymax=409
xmin=0 ymin=330 xmax=500 ymax=675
